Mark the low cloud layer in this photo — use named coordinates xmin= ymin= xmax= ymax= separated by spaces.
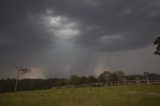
xmin=0 ymin=0 xmax=160 ymax=78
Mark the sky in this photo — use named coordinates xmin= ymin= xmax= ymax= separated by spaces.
xmin=0 ymin=0 xmax=160 ymax=79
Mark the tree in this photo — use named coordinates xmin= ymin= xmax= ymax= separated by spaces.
xmin=57 ymin=79 xmax=66 ymax=86
xmin=154 ymin=36 xmax=160 ymax=55
xmin=80 ymin=76 xmax=88 ymax=84
xmin=109 ymin=73 xmax=119 ymax=83
xmin=98 ymin=71 xmax=111 ymax=82
xmin=65 ymin=79 xmax=71 ymax=85
xmin=70 ymin=75 xmax=81 ymax=86
xmin=88 ymin=75 xmax=97 ymax=84
xmin=149 ymin=73 xmax=160 ymax=80
xmin=15 ymin=67 xmax=31 ymax=92
xmin=114 ymin=71 xmax=125 ymax=82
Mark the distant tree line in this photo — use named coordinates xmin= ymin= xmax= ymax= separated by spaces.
xmin=0 ymin=71 xmax=160 ymax=93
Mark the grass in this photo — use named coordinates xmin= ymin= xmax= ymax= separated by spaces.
xmin=0 ymin=85 xmax=160 ymax=106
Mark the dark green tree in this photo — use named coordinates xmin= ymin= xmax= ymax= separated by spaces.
xmin=88 ymin=75 xmax=97 ymax=84
xmin=154 ymin=36 xmax=160 ymax=55
xmin=57 ymin=79 xmax=66 ymax=86
xmin=109 ymin=73 xmax=119 ymax=83
xmin=65 ymin=79 xmax=71 ymax=85
xmin=80 ymin=76 xmax=88 ymax=84
xmin=70 ymin=75 xmax=81 ymax=86
xmin=98 ymin=71 xmax=111 ymax=82
xmin=114 ymin=71 xmax=125 ymax=82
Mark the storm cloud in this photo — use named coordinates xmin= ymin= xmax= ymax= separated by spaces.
xmin=0 ymin=0 xmax=160 ymax=78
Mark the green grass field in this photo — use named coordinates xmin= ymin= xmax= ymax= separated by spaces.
xmin=0 ymin=85 xmax=160 ymax=106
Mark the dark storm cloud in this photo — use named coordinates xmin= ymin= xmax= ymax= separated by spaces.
xmin=53 ymin=0 xmax=160 ymax=51
xmin=0 ymin=0 xmax=160 ymax=78
xmin=1 ymin=0 xmax=160 ymax=53
xmin=34 ymin=0 xmax=160 ymax=51
xmin=0 ymin=0 xmax=53 ymax=55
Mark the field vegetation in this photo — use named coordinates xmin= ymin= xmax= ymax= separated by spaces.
xmin=0 ymin=85 xmax=160 ymax=106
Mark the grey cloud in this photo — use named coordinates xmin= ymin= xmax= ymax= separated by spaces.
xmin=0 ymin=1 xmax=53 ymax=55
xmin=1 ymin=0 xmax=160 ymax=53
xmin=37 ymin=0 xmax=160 ymax=51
